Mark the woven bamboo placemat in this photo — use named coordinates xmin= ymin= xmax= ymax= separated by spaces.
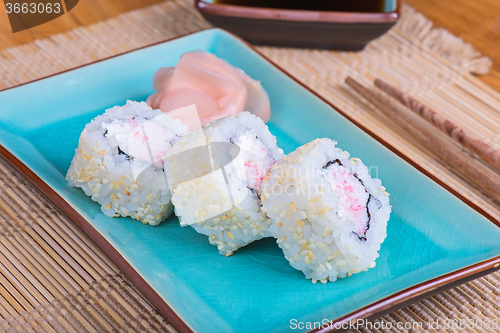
xmin=1 ymin=1 xmax=500 ymax=332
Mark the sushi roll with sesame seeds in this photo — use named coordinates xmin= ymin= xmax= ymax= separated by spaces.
xmin=66 ymin=100 xmax=189 ymax=225
xmin=166 ymin=111 xmax=284 ymax=256
xmin=261 ymin=138 xmax=390 ymax=283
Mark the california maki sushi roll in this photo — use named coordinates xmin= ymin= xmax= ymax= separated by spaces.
xmin=261 ymin=138 xmax=390 ymax=283
xmin=66 ymin=100 xmax=189 ymax=225
xmin=167 ymin=111 xmax=284 ymax=256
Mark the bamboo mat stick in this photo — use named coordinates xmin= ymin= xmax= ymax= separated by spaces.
xmin=1 ymin=188 xmax=92 ymax=288
xmin=33 ymin=221 xmax=96 ymax=285
xmin=0 ymin=205 xmax=82 ymax=293
xmin=0 ymin=284 xmax=23 ymax=315
xmin=3 ymin=237 xmax=126 ymax=329
xmin=1 ymin=235 xmax=83 ymax=307
xmin=108 ymin=275 xmax=170 ymax=331
xmin=0 ymin=302 xmax=13 ymax=320
xmin=0 ymin=234 xmax=66 ymax=298
xmin=27 ymin=224 xmax=90 ymax=288
xmin=34 ymin=217 xmax=103 ymax=279
xmin=0 ymin=266 xmax=33 ymax=312
xmin=48 ymin=303 xmax=82 ymax=333
xmin=1 ymin=233 xmax=69 ymax=297
xmin=47 ymin=311 xmax=75 ymax=333
xmin=29 ymin=233 xmax=128 ymax=328
xmin=0 ymin=246 xmax=48 ymax=305
xmin=2 ymin=167 xmax=119 ymax=275
xmin=51 ymin=211 xmax=120 ymax=274
xmin=345 ymin=76 xmax=500 ymax=203
xmin=374 ymin=78 xmax=500 ymax=172
xmin=68 ymin=297 xmax=109 ymax=333
xmin=0 ymin=161 xmax=169 ymax=332
xmin=44 ymin=214 xmax=113 ymax=276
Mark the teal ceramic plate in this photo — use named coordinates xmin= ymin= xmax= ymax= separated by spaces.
xmin=1 ymin=29 xmax=500 ymax=333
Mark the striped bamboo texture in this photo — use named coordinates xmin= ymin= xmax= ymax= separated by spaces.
xmin=1 ymin=0 xmax=500 ymax=332
xmin=0 ymin=157 xmax=177 ymax=332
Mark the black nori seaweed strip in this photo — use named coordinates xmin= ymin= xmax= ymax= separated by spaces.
xmin=353 ymin=173 xmax=371 ymax=241
xmin=117 ymin=147 xmax=132 ymax=160
xmin=247 ymin=186 xmax=261 ymax=200
xmin=322 ymin=159 xmax=343 ymax=169
xmin=103 ymin=129 xmax=108 ymax=137
xmin=324 ymin=159 xmax=374 ymax=241
xmin=351 ymin=194 xmax=373 ymax=242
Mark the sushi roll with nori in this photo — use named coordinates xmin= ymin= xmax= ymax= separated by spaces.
xmin=66 ymin=100 xmax=189 ymax=225
xmin=261 ymin=138 xmax=390 ymax=283
xmin=167 ymin=111 xmax=284 ymax=256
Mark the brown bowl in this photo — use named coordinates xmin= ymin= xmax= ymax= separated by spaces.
xmin=195 ymin=0 xmax=400 ymax=50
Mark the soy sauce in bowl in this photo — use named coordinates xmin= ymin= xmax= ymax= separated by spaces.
xmin=197 ymin=0 xmax=400 ymax=50
xmin=212 ymin=0 xmax=394 ymax=12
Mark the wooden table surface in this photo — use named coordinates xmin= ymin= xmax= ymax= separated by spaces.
xmin=1 ymin=0 xmax=500 ymax=92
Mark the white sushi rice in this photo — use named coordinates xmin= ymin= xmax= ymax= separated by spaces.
xmin=261 ymin=138 xmax=390 ymax=283
xmin=66 ymin=100 xmax=189 ymax=225
xmin=167 ymin=112 xmax=284 ymax=256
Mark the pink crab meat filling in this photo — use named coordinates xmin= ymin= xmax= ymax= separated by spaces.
xmin=128 ymin=121 xmax=174 ymax=168
xmin=329 ymin=167 xmax=370 ymax=237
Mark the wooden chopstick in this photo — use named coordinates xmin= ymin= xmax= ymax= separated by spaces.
xmin=345 ymin=76 xmax=500 ymax=203
xmin=374 ymin=78 xmax=500 ymax=173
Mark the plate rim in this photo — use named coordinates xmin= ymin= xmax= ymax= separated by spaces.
xmin=195 ymin=0 xmax=400 ymax=24
xmin=1 ymin=28 xmax=499 ymax=333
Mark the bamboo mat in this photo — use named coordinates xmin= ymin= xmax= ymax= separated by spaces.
xmin=1 ymin=0 xmax=500 ymax=332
